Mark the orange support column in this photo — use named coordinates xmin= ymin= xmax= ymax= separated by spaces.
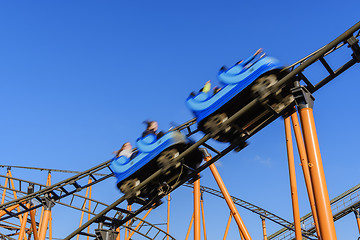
xmin=353 ymin=209 xmax=360 ymax=235
xmin=30 ymin=209 xmax=39 ymax=240
xmin=260 ymin=216 xmax=268 ymax=240
xmin=124 ymin=204 xmax=132 ymax=240
xmin=185 ymin=214 xmax=194 ymax=240
xmin=194 ymin=175 xmax=201 ymax=240
xmin=28 ymin=184 xmax=39 ymax=240
xmin=295 ymin=85 xmax=337 ymax=240
xmin=0 ymin=204 xmax=20 ymax=218
xmin=167 ymin=193 xmax=170 ymax=240
xmin=1 ymin=169 xmax=10 ymax=204
xmin=203 ymin=152 xmax=252 ymax=240
xmin=39 ymin=209 xmax=51 ymax=240
xmin=18 ymin=203 xmax=30 ymax=240
xmin=39 ymin=171 xmax=52 ymax=235
xmin=284 ymin=117 xmax=303 ymax=240
xmin=200 ymin=192 xmax=207 ymax=240
xmin=8 ymin=170 xmax=26 ymax=231
xmin=39 ymin=198 xmax=54 ymax=240
xmin=126 ymin=208 xmax=152 ymax=240
xmin=240 ymin=232 xmax=244 ymax=240
xmin=87 ymin=180 xmax=92 ymax=240
xmin=223 ymin=213 xmax=232 ymax=240
xmin=77 ymin=178 xmax=92 ymax=240
xmin=49 ymin=212 xmax=53 ymax=240
xmin=291 ymin=112 xmax=321 ymax=239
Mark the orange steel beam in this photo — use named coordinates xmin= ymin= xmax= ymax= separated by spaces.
xmin=223 ymin=213 xmax=232 ymax=240
xmin=38 ymin=206 xmax=44 ymax=235
xmin=8 ymin=170 xmax=28 ymax=240
xmin=0 ymin=204 xmax=20 ymax=218
xmin=8 ymin=171 xmax=25 ymax=227
xmin=2 ymin=220 xmax=22 ymax=228
xmin=18 ymin=203 xmax=30 ymax=240
xmin=1 ymin=170 xmax=10 ymax=204
xmin=353 ymin=209 xmax=360 ymax=234
xmin=87 ymin=179 xmax=92 ymax=240
xmin=30 ymin=209 xmax=39 ymax=240
xmin=126 ymin=208 xmax=153 ymax=240
xmin=185 ymin=214 xmax=194 ymax=240
xmin=49 ymin=174 xmax=53 ymax=240
xmin=299 ymin=107 xmax=337 ymax=239
xmin=167 ymin=193 xmax=170 ymax=240
xmin=284 ymin=117 xmax=302 ymax=240
xmin=260 ymin=216 xmax=268 ymax=240
xmin=194 ymin=175 xmax=201 ymax=240
xmin=39 ymin=172 xmax=52 ymax=235
xmin=39 ymin=208 xmax=51 ymax=240
xmin=49 ymin=212 xmax=52 ymax=240
xmin=204 ymin=155 xmax=252 ymax=240
xmin=200 ymin=192 xmax=207 ymax=240
xmin=76 ymin=178 xmax=91 ymax=240
xmin=291 ymin=112 xmax=321 ymax=239
xmin=125 ymin=204 xmax=132 ymax=240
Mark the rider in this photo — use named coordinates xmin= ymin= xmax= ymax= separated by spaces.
xmin=142 ymin=121 xmax=165 ymax=139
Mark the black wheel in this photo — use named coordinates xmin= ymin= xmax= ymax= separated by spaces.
xmin=203 ymin=113 xmax=232 ymax=141
xmin=251 ymin=74 xmax=278 ymax=99
xmin=157 ymin=149 xmax=180 ymax=174
xmin=252 ymin=73 xmax=295 ymax=113
xmin=119 ymin=178 xmax=141 ymax=196
xmin=203 ymin=113 xmax=230 ymax=134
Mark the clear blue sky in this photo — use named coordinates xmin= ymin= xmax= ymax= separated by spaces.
xmin=1 ymin=1 xmax=360 ymax=239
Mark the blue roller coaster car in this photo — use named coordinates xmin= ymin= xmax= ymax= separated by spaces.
xmin=110 ymin=131 xmax=202 ymax=201
xmin=186 ymin=53 xmax=294 ymax=144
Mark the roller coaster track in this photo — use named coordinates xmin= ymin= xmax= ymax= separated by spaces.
xmin=269 ymin=182 xmax=360 ymax=240
xmin=182 ymin=184 xmax=317 ymax=239
xmin=0 ymin=168 xmax=175 ymax=240
xmin=0 ymin=21 xmax=359 ymax=239
xmin=0 ymin=165 xmax=312 ymax=239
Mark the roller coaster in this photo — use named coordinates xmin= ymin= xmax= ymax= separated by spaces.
xmin=0 ymin=20 xmax=360 ymax=240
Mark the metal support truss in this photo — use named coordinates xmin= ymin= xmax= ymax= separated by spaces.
xmin=269 ymin=183 xmax=360 ymax=240
xmin=182 ymin=184 xmax=316 ymax=240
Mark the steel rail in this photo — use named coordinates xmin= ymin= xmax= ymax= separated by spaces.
xmin=0 ymin=165 xmax=108 ymax=176
xmin=284 ymin=28 xmax=360 ymax=71
xmin=271 ymin=21 xmax=360 ymax=96
xmin=0 ymin=175 xmax=175 ymax=240
xmin=269 ymin=183 xmax=360 ymax=240
xmin=182 ymin=184 xmax=316 ymax=239
xmin=3 ymin=166 xmax=313 ymax=240
xmin=118 ymin=217 xmax=176 ymax=240
xmin=0 ymin=160 xmax=113 ymax=209
xmin=0 ymin=174 xmax=108 ymax=211
xmin=0 ymin=185 xmax=108 ymax=218
xmin=2 ymin=166 xmax=311 ymax=240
